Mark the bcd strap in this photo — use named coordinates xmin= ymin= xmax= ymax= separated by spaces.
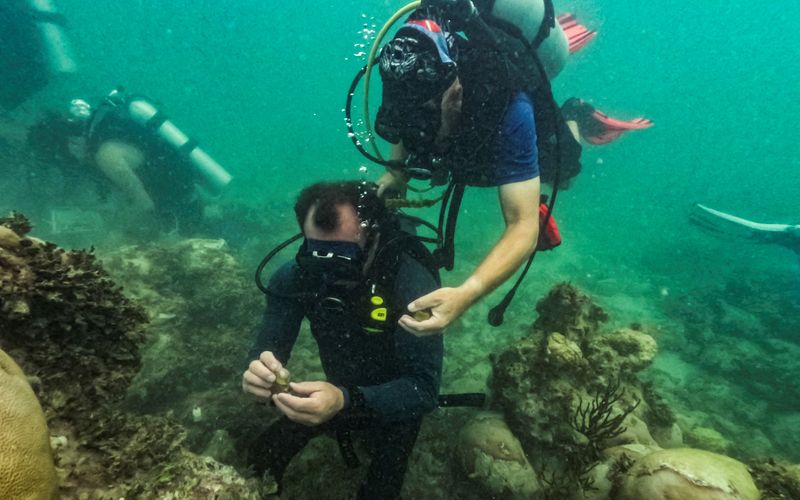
xmin=530 ymin=0 xmax=556 ymax=50
xmin=336 ymin=429 xmax=361 ymax=468
xmin=432 ymin=182 xmax=465 ymax=271
xmin=144 ymin=110 xmax=168 ymax=131
xmin=178 ymin=138 xmax=198 ymax=156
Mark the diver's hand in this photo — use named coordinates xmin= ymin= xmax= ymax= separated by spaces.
xmin=242 ymin=351 xmax=283 ymax=402
xmin=377 ymin=170 xmax=408 ymax=198
xmin=272 ymin=381 xmax=344 ymax=426
xmin=398 ymin=279 xmax=484 ymax=335
xmin=422 ymin=0 xmax=478 ymax=21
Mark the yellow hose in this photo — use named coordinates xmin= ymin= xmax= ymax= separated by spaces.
xmin=363 ymin=1 xmax=421 ymax=160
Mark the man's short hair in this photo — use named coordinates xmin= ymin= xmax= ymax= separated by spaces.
xmin=294 ymin=181 xmax=363 ymax=233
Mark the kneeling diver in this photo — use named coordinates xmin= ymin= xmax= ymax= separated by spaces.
xmin=244 ymin=181 xmax=444 ymax=499
xmin=26 ymin=87 xmax=232 ymax=235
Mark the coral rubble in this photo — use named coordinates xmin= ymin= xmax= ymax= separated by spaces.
xmin=101 ymin=238 xmax=272 ymax=455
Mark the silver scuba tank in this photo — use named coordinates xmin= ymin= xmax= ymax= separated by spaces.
xmin=127 ymin=99 xmax=233 ymax=193
xmin=487 ymin=0 xmax=569 ymax=79
xmin=26 ymin=0 xmax=78 ymax=74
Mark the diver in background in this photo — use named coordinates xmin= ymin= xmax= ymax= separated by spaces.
xmin=691 ymin=204 xmax=800 ymax=256
xmin=0 ymin=0 xmax=77 ymax=110
xmin=373 ymin=0 xmax=652 ymax=335
xmin=242 ymin=181 xmax=442 ymax=499
xmin=26 ymin=88 xmax=232 ymax=236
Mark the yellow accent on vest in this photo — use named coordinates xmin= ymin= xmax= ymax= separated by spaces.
xmin=370 ymin=307 xmax=388 ymax=321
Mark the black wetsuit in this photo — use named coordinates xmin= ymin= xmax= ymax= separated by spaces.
xmin=247 ymin=254 xmax=442 ymax=499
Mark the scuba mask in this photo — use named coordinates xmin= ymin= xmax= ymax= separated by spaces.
xmin=296 ymin=239 xmax=366 ymax=313
xmin=294 ymin=238 xmax=391 ymax=333
xmin=375 ymin=20 xmax=458 ymax=179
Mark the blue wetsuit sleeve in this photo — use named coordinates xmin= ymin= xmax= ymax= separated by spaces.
xmin=358 ymin=256 xmax=443 ymax=422
xmin=248 ymin=262 xmax=305 ymax=365
xmin=492 ymin=91 xmax=540 ymax=185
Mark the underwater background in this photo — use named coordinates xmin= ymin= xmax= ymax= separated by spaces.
xmin=2 ymin=0 xmax=800 ymax=497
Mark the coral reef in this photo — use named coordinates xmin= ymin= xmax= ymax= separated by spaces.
xmin=0 ymin=349 xmax=57 ymax=500
xmin=125 ymin=450 xmax=263 ymax=499
xmin=660 ymin=279 xmax=800 ymax=460
xmin=0 ymin=218 xmax=261 ymax=497
xmin=533 ymin=282 xmax=609 ymax=346
xmin=490 ymin=284 xmax=654 ymax=450
xmin=613 ymin=448 xmax=759 ymax=500
xmin=4 ymin=210 xmax=797 ymax=500
xmin=488 ymin=284 xmax=665 ymax=498
xmin=0 ymin=214 xmax=147 ymax=419
xmin=456 ymin=412 xmax=541 ymax=498
xmin=100 ymin=238 xmax=273 ymax=455
xmin=750 ymin=459 xmax=800 ymax=500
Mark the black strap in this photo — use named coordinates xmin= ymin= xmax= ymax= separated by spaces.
xmin=432 ymin=182 xmax=465 ymax=271
xmin=336 ymin=429 xmax=361 ymax=468
xmin=438 ymin=392 xmax=485 ymax=408
xmin=531 ymin=0 xmax=556 ymax=50
xmin=178 ymin=138 xmax=198 ymax=156
xmin=144 ymin=110 xmax=168 ymax=131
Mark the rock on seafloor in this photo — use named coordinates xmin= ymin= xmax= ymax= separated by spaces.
xmin=456 ymin=412 xmax=541 ymax=499
xmin=614 ymin=448 xmax=760 ymax=500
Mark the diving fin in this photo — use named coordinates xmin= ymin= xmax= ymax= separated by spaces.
xmin=557 ymin=13 xmax=597 ymax=54
xmin=561 ymin=97 xmax=653 ymax=145
xmin=692 ymin=204 xmax=795 ymax=235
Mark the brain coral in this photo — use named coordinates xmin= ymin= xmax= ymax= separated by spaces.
xmin=0 ymin=349 xmax=57 ymax=500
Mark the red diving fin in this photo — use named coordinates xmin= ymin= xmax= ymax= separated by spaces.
xmin=561 ymin=98 xmax=653 ymax=145
xmin=585 ymin=110 xmax=653 ymax=145
xmin=557 ymin=13 xmax=597 ymax=54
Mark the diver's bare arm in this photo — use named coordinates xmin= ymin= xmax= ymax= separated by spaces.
xmin=94 ymin=141 xmax=155 ymax=212
xmin=462 ymin=178 xmax=540 ymax=300
xmin=377 ymin=142 xmax=410 ymax=197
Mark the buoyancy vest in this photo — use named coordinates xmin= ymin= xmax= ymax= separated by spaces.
xmin=406 ymin=18 xmax=583 ymax=186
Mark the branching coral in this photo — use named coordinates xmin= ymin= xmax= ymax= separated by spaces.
xmin=572 ymin=378 xmax=641 ymax=459
xmin=539 ymin=380 xmax=640 ymax=497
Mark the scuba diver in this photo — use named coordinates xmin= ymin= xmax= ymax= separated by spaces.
xmin=243 ymin=181 xmax=443 ymax=499
xmin=0 ymin=0 xmax=77 ymax=110
xmin=360 ymin=0 xmax=652 ymax=334
xmin=691 ymin=204 xmax=800 ymax=256
xmin=26 ymin=87 xmax=232 ymax=235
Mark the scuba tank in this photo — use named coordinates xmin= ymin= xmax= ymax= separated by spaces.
xmin=481 ymin=0 xmax=569 ymax=79
xmin=27 ymin=0 xmax=77 ymax=74
xmin=120 ymin=93 xmax=233 ymax=192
